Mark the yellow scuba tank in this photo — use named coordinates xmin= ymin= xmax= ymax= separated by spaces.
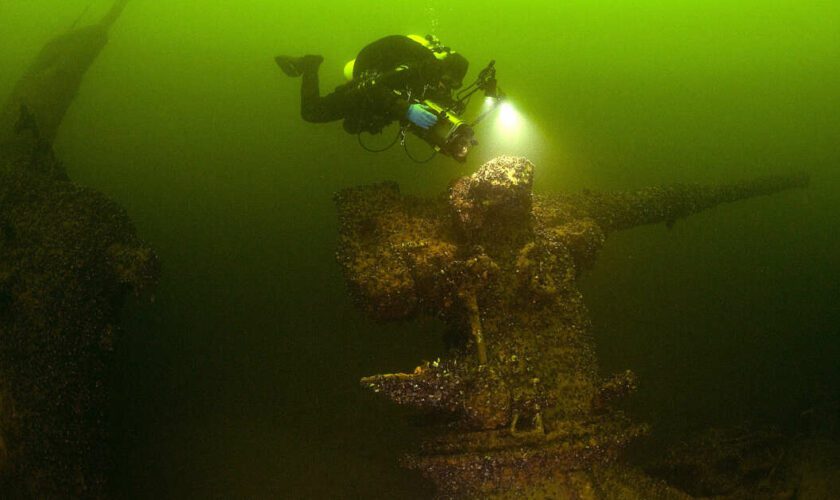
xmin=343 ymin=59 xmax=355 ymax=81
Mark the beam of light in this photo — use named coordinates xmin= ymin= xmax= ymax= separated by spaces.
xmin=496 ymin=101 xmax=522 ymax=133
xmin=476 ymin=98 xmax=542 ymax=160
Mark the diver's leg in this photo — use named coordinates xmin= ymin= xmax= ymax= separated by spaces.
xmin=299 ymin=64 xmax=348 ymax=123
xmin=275 ymin=54 xmax=345 ymax=123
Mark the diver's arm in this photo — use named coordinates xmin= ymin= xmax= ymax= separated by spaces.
xmin=384 ymin=90 xmax=411 ymax=122
xmin=371 ymin=63 xmax=443 ymax=122
xmin=337 ymin=60 xmax=439 ymax=132
xmin=338 ymin=74 xmax=413 ymax=123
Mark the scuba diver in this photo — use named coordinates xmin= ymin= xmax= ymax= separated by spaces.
xmin=276 ymin=35 xmax=503 ymax=162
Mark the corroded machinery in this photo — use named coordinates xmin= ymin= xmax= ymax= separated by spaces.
xmin=0 ymin=1 xmax=157 ymax=496
xmin=335 ymin=156 xmax=807 ymax=498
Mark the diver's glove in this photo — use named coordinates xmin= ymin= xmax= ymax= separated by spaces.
xmin=406 ymin=103 xmax=438 ymax=129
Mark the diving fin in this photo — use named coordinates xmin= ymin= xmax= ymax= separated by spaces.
xmin=274 ymin=55 xmax=323 ymax=77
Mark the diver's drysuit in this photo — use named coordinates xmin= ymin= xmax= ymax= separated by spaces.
xmin=297 ymin=35 xmax=468 ymax=134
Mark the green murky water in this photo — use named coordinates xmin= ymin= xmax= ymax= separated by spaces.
xmin=2 ymin=1 xmax=838 ymax=497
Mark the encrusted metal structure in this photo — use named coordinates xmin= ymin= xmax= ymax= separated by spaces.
xmin=335 ymin=156 xmax=807 ymax=498
xmin=0 ymin=2 xmax=157 ymax=496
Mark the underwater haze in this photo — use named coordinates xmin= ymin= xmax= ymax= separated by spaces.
xmin=2 ymin=0 xmax=839 ymax=497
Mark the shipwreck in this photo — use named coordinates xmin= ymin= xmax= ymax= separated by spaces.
xmin=0 ymin=1 xmax=157 ymax=496
xmin=335 ymin=155 xmax=808 ymax=498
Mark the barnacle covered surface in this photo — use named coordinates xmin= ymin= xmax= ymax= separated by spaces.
xmin=335 ymin=155 xmax=808 ymax=497
xmin=0 ymin=161 xmax=158 ymax=497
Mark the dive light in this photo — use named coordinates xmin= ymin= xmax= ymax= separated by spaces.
xmin=411 ymin=100 xmax=477 ymax=163
xmin=406 ymin=60 xmax=505 ymax=162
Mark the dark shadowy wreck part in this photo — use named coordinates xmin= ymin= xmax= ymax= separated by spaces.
xmin=644 ymin=424 xmax=840 ymax=499
xmin=0 ymin=167 xmax=158 ymax=497
xmin=0 ymin=1 xmax=157 ymax=497
xmin=0 ymin=0 xmax=129 ymax=159
xmin=534 ymin=174 xmax=810 ymax=235
xmin=335 ymin=155 xmax=807 ymax=498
